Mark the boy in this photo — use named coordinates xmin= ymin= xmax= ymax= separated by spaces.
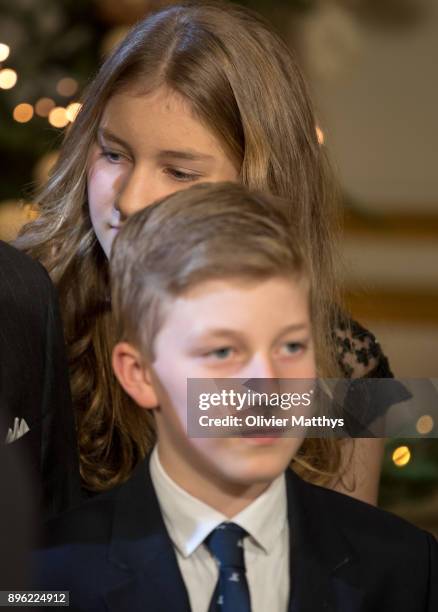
xmin=34 ymin=183 xmax=437 ymax=611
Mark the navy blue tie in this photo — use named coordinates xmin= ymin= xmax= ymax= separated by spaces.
xmin=205 ymin=522 xmax=252 ymax=612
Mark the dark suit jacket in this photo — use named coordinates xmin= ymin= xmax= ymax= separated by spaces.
xmin=34 ymin=456 xmax=437 ymax=612
xmin=0 ymin=428 xmax=35 ymax=589
xmin=0 ymin=241 xmax=81 ymax=519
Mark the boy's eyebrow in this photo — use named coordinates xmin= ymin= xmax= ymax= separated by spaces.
xmin=270 ymin=322 xmax=310 ymax=346
xmin=277 ymin=323 xmax=310 ymax=336
xmin=192 ymin=323 xmax=310 ymax=342
xmin=191 ymin=329 xmax=243 ymax=342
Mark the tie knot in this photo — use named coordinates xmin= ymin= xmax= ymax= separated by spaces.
xmin=205 ymin=522 xmax=247 ymax=570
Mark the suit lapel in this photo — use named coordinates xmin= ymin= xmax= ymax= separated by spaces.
xmin=102 ymin=457 xmax=365 ymax=611
xmin=285 ymin=470 xmax=365 ymax=612
xmin=104 ymin=458 xmax=191 ymax=612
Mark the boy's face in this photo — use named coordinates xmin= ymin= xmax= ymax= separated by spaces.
xmin=114 ymin=276 xmax=315 ymax=495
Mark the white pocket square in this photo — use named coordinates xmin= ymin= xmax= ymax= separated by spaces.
xmin=5 ymin=417 xmax=30 ymax=444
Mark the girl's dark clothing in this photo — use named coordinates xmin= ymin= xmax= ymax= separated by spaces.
xmin=335 ymin=316 xmax=393 ymax=379
xmin=335 ymin=316 xmax=410 ymax=435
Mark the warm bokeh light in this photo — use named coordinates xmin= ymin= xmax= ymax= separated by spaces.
xmin=0 ymin=43 xmax=10 ymax=62
xmin=66 ymin=102 xmax=82 ymax=122
xmin=392 ymin=445 xmax=411 ymax=467
xmin=33 ymin=151 xmax=60 ymax=188
xmin=56 ymin=77 xmax=78 ymax=97
xmin=0 ymin=68 xmax=17 ymax=89
xmin=316 ymin=126 xmax=325 ymax=145
xmin=48 ymin=106 xmax=69 ymax=128
xmin=416 ymin=415 xmax=434 ymax=435
xmin=0 ymin=200 xmax=39 ymax=242
xmin=35 ymin=97 xmax=55 ymax=117
xmin=13 ymin=103 xmax=34 ymax=123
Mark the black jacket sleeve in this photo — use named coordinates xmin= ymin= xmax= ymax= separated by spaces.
xmin=0 ymin=240 xmax=81 ymax=518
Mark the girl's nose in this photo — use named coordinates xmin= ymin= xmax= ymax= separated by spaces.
xmin=116 ymin=169 xmax=162 ymax=218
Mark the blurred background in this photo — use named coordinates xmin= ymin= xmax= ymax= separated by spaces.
xmin=0 ymin=0 xmax=436 ymax=533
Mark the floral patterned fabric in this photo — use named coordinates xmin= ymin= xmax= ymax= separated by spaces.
xmin=336 ymin=317 xmax=393 ymax=379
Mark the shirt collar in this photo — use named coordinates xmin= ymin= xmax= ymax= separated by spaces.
xmin=149 ymin=446 xmax=287 ymax=558
xmin=232 ymin=470 xmax=287 ymax=554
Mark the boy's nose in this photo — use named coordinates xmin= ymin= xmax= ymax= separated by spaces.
xmin=242 ymin=355 xmax=278 ymax=380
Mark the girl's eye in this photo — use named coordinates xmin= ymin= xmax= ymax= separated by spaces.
xmin=164 ymin=167 xmax=200 ymax=182
xmin=101 ymin=148 xmax=125 ymax=164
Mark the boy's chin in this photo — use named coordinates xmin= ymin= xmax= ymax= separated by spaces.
xmin=215 ymin=440 xmax=300 ymax=486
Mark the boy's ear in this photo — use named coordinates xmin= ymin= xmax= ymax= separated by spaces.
xmin=112 ymin=342 xmax=158 ymax=409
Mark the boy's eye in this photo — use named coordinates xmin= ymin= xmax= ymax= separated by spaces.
xmin=205 ymin=347 xmax=234 ymax=360
xmin=281 ymin=341 xmax=306 ymax=356
xmin=164 ymin=167 xmax=201 ymax=182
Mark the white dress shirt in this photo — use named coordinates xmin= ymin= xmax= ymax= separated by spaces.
xmin=150 ymin=447 xmax=290 ymax=612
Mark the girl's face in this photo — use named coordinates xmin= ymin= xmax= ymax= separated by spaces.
xmin=87 ymin=86 xmax=239 ymax=257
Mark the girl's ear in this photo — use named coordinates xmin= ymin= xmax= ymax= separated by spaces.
xmin=112 ymin=342 xmax=158 ymax=409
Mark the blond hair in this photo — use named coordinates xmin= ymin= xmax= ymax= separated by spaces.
xmin=111 ymin=183 xmax=315 ymax=357
xmin=16 ymin=1 xmax=342 ymax=490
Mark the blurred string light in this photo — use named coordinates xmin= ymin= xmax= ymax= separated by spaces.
xmin=416 ymin=414 xmax=434 ymax=435
xmin=47 ymin=103 xmax=82 ymax=129
xmin=0 ymin=43 xmax=10 ymax=62
xmin=48 ymin=106 xmax=69 ymax=128
xmin=316 ymin=126 xmax=325 ymax=145
xmin=392 ymin=445 xmax=411 ymax=467
xmin=33 ymin=151 xmax=59 ymax=188
xmin=0 ymin=68 xmax=17 ymax=90
xmin=66 ymin=102 xmax=82 ymax=122
xmin=56 ymin=77 xmax=78 ymax=97
xmin=13 ymin=103 xmax=34 ymax=123
xmin=35 ymin=97 xmax=55 ymax=118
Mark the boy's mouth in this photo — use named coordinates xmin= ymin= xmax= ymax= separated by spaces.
xmin=240 ymin=427 xmax=284 ymax=437
xmin=240 ymin=435 xmax=284 ymax=446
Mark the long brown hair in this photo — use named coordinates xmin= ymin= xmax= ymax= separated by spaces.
xmin=16 ymin=1 xmax=343 ymax=491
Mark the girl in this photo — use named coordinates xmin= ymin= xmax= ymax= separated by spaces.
xmin=17 ymin=0 xmax=390 ymax=504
